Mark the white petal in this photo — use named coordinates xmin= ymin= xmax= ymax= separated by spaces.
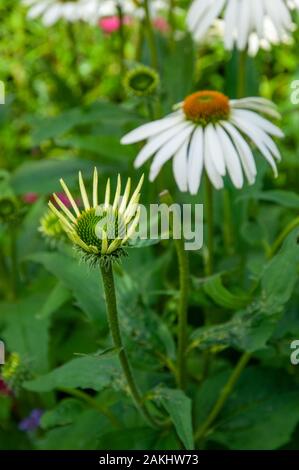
xmin=149 ymin=124 xmax=194 ymax=181
xmin=231 ymin=114 xmax=278 ymax=176
xmin=121 ymin=113 xmax=183 ymax=145
xmin=204 ymin=124 xmax=226 ymax=176
xmin=134 ymin=121 xmax=190 ymax=168
xmin=232 ymin=109 xmax=284 ymax=137
xmin=221 ymin=121 xmax=257 ymax=184
xmin=215 ymin=125 xmax=244 ymax=189
xmin=173 ymin=140 xmax=189 ymax=192
xmin=188 ymin=127 xmax=204 ymax=195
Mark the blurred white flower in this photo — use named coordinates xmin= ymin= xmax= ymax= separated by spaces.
xmin=121 ymin=91 xmax=283 ymax=194
xmin=187 ymin=0 xmax=296 ymax=53
xmin=22 ymin=0 xmax=168 ymax=26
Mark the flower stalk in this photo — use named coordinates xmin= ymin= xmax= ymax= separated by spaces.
xmin=100 ymin=263 xmax=158 ymax=428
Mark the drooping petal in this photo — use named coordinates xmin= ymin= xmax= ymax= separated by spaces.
xmin=173 ymin=140 xmax=189 ymax=192
xmin=134 ymin=121 xmax=190 ymax=169
xmin=188 ymin=127 xmax=204 ymax=195
xmin=149 ymin=124 xmax=194 ymax=181
xmin=121 ymin=113 xmax=183 ymax=145
xmin=221 ymin=121 xmax=257 ymax=184
xmin=215 ymin=125 xmax=244 ymax=189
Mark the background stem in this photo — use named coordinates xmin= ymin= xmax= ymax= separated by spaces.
xmin=267 ymin=216 xmax=299 ymax=258
xmin=144 ymin=0 xmax=159 ymax=70
xmin=237 ymin=50 xmax=247 ymax=99
xmin=205 ymin=175 xmax=214 ymax=277
xmin=160 ymin=190 xmax=189 ymax=390
xmin=116 ymin=3 xmax=125 ymax=75
xmin=195 ymin=352 xmax=251 ymax=445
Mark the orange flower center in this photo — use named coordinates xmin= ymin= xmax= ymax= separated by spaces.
xmin=183 ymin=91 xmax=230 ymax=124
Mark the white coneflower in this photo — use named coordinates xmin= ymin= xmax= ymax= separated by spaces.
xmin=48 ymin=169 xmax=143 ymax=264
xmin=121 ymin=90 xmax=283 ymax=194
xmin=213 ymin=18 xmax=294 ymax=56
xmin=22 ymin=0 xmax=168 ymax=26
xmin=187 ymin=0 xmax=296 ymax=52
xmin=22 ymin=0 xmax=99 ymax=25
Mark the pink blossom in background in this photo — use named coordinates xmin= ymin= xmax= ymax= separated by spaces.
xmin=51 ymin=192 xmax=81 ymax=209
xmin=22 ymin=193 xmax=38 ymax=204
xmin=0 ymin=378 xmax=12 ymax=397
xmin=153 ymin=17 xmax=170 ymax=34
xmin=99 ymin=16 xmax=132 ymax=35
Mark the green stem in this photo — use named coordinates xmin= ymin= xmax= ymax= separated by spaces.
xmin=58 ymin=387 xmax=121 ymax=428
xmin=135 ymin=19 xmax=145 ymax=62
xmin=205 ymin=175 xmax=214 ymax=277
xmin=195 ymin=352 xmax=251 ymax=446
xmin=10 ymin=226 xmax=18 ymax=299
xmin=222 ymin=189 xmax=234 ymax=255
xmin=116 ymin=2 xmax=125 ymax=75
xmin=100 ymin=263 xmax=158 ymax=428
xmin=237 ymin=50 xmax=247 ymax=99
xmin=160 ymin=191 xmax=189 ymax=390
xmin=144 ymin=0 xmax=159 ymax=70
xmin=267 ymin=216 xmax=299 ymax=259
xmin=168 ymin=0 xmax=176 ymax=49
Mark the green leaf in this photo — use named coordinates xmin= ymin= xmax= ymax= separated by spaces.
xmin=261 ymin=230 xmax=299 ymax=308
xmin=24 ymin=356 xmax=120 ymax=392
xmin=155 ymin=388 xmax=194 ymax=450
xmin=253 ymin=190 xmax=299 ymax=209
xmin=11 ymin=159 xmax=99 ymax=195
xmin=29 ymin=251 xmax=106 ymax=329
xmin=204 ymin=274 xmax=251 ymax=310
xmin=38 ymin=409 xmax=108 ymax=450
xmin=198 ymin=367 xmax=299 ymax=450
xmin=30 ymin=101 xmax=138 ymax=145
xmin=40 ymin=398 xmax=85 ymax=429
xmin=190 ymin=230 xmax=299 ymax=353
xmin=37 ymin=282 xmax=71 ymax=319
xmin=0 ymin=294 xmax=50 ymax=373
xmin=57 ymin=135 xmax=135 ymax=162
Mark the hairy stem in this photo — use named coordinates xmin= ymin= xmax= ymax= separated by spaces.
xmin=100 ymin=263 xmax=158 ymax=427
